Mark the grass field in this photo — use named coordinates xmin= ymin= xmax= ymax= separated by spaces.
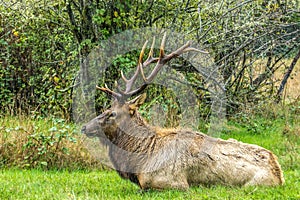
xmin=1 ymin=103 xmax=300 ymax=199
xmin=0 ymin=169 xmax=299 ymax=200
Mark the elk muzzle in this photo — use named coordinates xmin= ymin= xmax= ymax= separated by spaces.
xmin=81 ymin=116 xmax=102 ymax=137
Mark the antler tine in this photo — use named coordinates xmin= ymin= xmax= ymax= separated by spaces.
xmin=183 ymin=47 xmax=209 ymax=54
xmin=139 ymin=60 xmax=147 ymax=82
xmin=140 ymin=33 xmax=167 ymax=83
xmin=138 ymin=40 xmax=148 ymax=66
xmin=120 ymin=70 xmax=129 ymax=83
xmin=139 ymin=37 xmax=156 ymax=82
xmin=96 ymin=85 xmax=122 ymax=99
xmin=143 ymin=36 xmax=159 ymax=66
xmin=159 ymin=32 xmax=167 ymax=58
xmin=147 ymin=36 xmax=155 ymax=60
xmin=119 ymin=40 xmax=148 ymax=94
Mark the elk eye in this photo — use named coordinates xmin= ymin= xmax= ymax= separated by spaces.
xmin=110 ymin=111 xmax=117 ymax=118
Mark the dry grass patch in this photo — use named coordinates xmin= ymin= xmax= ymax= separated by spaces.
xmin=0 ymin=116 xmax=100 ymax=169
xmin=251 ymin=58 xmax=300 ymax=101
xmin=274 ymin=59 xmax=300 ymax=101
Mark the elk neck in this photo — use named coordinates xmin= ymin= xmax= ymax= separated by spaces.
xmin=111 ymin=111 xmax=161 ymax=154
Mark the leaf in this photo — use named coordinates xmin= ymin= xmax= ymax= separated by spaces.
xmin=48 ymin=126 xmax=58 ymax=132
xmin=40 ymin=161 xmax=48 ymax=166
xmin=114 ymin=11 xmax=119 ymax=18
xmin=53 ymin=76 xmax=60 ymax=83
xmin=0 ymin=39 xmax=8 ymax=45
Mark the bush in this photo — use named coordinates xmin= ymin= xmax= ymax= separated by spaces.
xmin=0 ymin=116 xmax=100 ymax=170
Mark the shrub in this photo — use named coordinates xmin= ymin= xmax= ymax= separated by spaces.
xmin=0 ymin=116 xmax=100 ymax=170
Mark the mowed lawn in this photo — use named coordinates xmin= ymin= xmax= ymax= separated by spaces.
xmin=0 ymin=168 xmax=299 ymax=200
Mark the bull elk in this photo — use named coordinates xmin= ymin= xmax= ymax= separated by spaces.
xmin=81 ymin=33 xmax=284 ymax=190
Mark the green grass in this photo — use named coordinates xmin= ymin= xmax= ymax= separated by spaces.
xmin=0 ymin=107 xmax=300 ymax=199
xmin=0 ymin=169 xmax=299 ymax=199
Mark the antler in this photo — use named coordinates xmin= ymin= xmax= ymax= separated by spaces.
xmin=97 ymin=32 xmax=206 ymax=101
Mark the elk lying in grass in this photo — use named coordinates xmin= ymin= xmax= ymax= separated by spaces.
xmin=81 ymin=33 xmax=284 ymax=190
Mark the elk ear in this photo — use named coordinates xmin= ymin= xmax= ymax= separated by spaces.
xmin=128 ymin=93 xmax=147 ymax=111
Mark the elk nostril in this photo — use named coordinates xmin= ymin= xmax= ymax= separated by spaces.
xmin=81 ymin=126 xmax=86 ymax=133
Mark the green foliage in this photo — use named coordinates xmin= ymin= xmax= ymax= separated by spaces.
xmin=139 ymin=85 xmax=182 ymax=128
xmin=0 ymin=1 xmax=78 ymax=118
xmin=21 ymin=118 xmax=76 ymax=168
xmin=0 ymin=116 xmax=99 ymax=170
xmin=1 ymin=0 xmax=299 ymax=121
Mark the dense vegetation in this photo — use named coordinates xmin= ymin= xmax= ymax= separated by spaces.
xmin=1 ymin=0 xmax=299 ymax=119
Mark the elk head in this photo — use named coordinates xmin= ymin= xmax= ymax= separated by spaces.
xmin=81 ymin=93 xmax=147 ymax=140
xmin=81 ymin=33 xmax=202 ymax=141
